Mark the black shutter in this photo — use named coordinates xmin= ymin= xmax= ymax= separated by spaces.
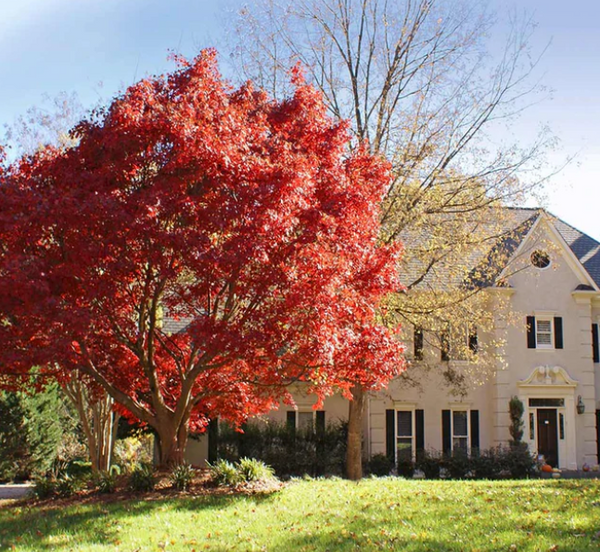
xmin=596 ymin=410 xmax=600 ymax=465
xmin=286 ymin=410 xmax=296 ymax=431
xmin=470 ymin=410 xmax=480 ymax=450
xmin=385 ymin=409 xmax=395 ymax=462
xmin=527 ymin=316 xmax=536 ymax=349
xmin=414 ymin=327 xmax=424 ymax=361
xmin=415 ymin=409 xmax=425 ymax=453
xmin=316 ymin=410 xmax=325 ymax=433
xmin=441 ymin=331 xmax=450 ymax=361
xmin=469 ymin=327 xmax=478 ymax=353
xmin=442 ymin=410 xmax=451 ymax=455
xmin=554 ymin=317 xmax=563 ymax=349
xmin=592 ymin=324 xmax=599 ymax=363
xmin=208 ymin=418 xmax=219 ymax=463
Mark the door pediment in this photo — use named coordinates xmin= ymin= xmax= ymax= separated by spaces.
xmin=518 ymin=366 xmax=577 ymax=388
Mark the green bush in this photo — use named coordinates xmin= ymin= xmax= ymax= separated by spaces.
xmin=55 ymin=474 xmax=80 ymax=498
xmin=215 ymin=420 xmax=347 ymax=478
xmin=442 ymin=450 xmax=471 ymax=479
xmin=30 ymin=476 xmax=57 ymax=500
xmin=209 ymin=459 xmax=242 ymax=486
xmin=170 ymin=463 xmax=194 ymax=491
xmin=0 ymin=386 xmax=73 ymax=482
xmin=413 ymin=446 xmax=536 ymax=480
xmin=396 ymin=458 xmax=415 ymax=478
xmin=128 ymin=463 xmax=156 ymax=492
xmin=367 ymin=453 xmax=393 ymax=476
xmin=94 ymin=470 xmax=119 ymax=494
xmin=237 ymin=457 xmax=275 ymax=482
xmin=415 ymin=450 xmax=441 ymax=479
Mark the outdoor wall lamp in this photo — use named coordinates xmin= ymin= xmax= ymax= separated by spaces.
xmin=576 ymin=395 xmax=585 ymax=415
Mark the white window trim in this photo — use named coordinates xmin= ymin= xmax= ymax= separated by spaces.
xmin=535 ymin=316 xmax=554 ymax=350
xmin=449 ymin=408 xmax=471 ymax=453
xmin=394 ymin=407 xmax=416 ymax=462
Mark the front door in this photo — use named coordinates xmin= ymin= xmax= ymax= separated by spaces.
xmin=537 ymin=409 xmax=559 ymax=467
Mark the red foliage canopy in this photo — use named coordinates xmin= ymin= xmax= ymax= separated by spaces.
xmin=0 ymin=50 xmax=405 ymax=463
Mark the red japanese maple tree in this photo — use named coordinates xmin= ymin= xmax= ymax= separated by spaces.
xmin=0 ymin=50 xmax=405 ymax=465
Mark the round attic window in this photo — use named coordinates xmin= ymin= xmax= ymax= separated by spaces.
xmin=531 ymin=250 xmax=550 ymax=269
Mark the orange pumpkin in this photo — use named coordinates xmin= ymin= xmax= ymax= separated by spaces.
xmin=541 ymin=464 xmax=553 ymax=473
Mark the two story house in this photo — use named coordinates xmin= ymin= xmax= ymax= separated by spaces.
xmin=186 ymin=208 xmax=600 ymax=470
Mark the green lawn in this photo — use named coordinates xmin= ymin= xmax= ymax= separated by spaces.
xmin=2 ymin=478 xmax=600 ymax=551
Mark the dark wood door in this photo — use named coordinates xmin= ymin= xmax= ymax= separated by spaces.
xmin=537 ymin=409 xmax=559 ymax=467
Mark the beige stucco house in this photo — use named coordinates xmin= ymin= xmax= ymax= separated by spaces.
xmin=186 ymin=208 xmax=600 ymax=470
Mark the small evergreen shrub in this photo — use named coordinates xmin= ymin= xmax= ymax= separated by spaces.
xmin=215 ymin=420 xmax=347 ymax=478
xmin=396 ymin=458 xmax=415 ymax=478
xmin=415 ymin=451 xmax=441 ymax=479
xmin=237 ymin=457 xmax=275 ymax=482
xmin=367 ymin=453 xmax=393 ymax=476
xmin=209 ymin=459 xmax=242 ymax=486
xmin=30 ymin=476 xmax=57 ymax=499
xmin=442 ymin=450 xmax=471 ymax=479
xmin=128 ymin=463 xmax=156 ymax=492
xmin=170 ymin=463 xmax=194 ymax=491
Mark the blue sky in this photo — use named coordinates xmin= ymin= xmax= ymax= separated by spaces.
xmin=1 ymin=0 xmax=598 ymax=239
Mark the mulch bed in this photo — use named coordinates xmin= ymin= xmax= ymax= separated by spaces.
xmin=0 ymin=468 xmax=284 ymax=511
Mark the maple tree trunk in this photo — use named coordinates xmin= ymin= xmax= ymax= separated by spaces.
xmin=155 ymin=418 xmax=190 ymax=467
xmin=346 ymin=383 xmax=366 ymax=481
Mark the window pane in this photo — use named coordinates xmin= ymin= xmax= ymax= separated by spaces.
xmin=397 ymin=411 xmax=412 ymax=437
xmin=453 ymin=437 xmax=468 ymax=451
xmin=297 ymin=412 xmax=313 ymax=430
xmin=537 ymin=332 xmax=552 ymax=345
xmin=453 ymin=411 xmax=468 ymax=436
xmin=537 ymin=320 xmax=552 ymax=332
xmin=529 ymin=398 xmax=565 ymax=407
xmin=397 ymin=438 xmax=412 ymax=461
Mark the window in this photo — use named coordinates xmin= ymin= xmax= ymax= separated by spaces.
xmin=440 ymin=330 xmax=450 ymax=361
xmin=414 ymin=327 xmax=424 ymax=361
xmin=452 ymin=411 xmax=468 ymax=452
xmin=526 ymin=316 xmax=563 ymax=350
xmin=286 ymin=410 xmax=325 ymax=432
xmin=592 ymin=324 xmax=599 ymax=363
xmin=440 ymin=326 xmax=477 ymax=361
xmin=536 ymin=319 xmax=553 ymax=348
xmin=531 ymin=250 xmax=551 ymax=269
xmin=396 ymin=411 xmax=413 ymax=461
xmin=442 ymin=409 xmax=479 ymax=454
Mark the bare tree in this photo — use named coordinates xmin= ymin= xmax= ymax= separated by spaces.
xmin=229 ymin=0 xmax=557 ymax=479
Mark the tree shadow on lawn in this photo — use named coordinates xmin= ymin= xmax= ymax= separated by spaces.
xmin=0 ymin=493 xmax=278 ymax=550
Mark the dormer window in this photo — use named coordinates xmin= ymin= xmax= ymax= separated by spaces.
xmin=531 ymin=250 xmax=551 ymax=269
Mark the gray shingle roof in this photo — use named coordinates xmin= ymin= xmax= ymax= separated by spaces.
xmin=552 ymin=216 xmax=600 ymax=288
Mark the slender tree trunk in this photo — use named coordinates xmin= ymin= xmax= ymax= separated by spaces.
xmin=346 ymin=383 xmax=366 ymax=480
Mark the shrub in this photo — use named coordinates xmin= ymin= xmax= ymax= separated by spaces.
xmin=237 ymin=457 xmax=275 ymax=482
xmin=415 ymin=451 xmax=441 ymax=479
xmin=215 ymin=420 xmax=347 ymax=478
xmin=367 ymin=453 xmax=393 ymax=476
xmin=209 ymin=459 xmax=242 ymax=486
xmin=508 ymin=397 xmax=525 ymax=446
xmin=95 ymin=469 xmax=119 ymax=494
xmin=55 ymin=474 xmax=80 ymax=498
xmin=30 ymin=476 xmax=57 ymax=499
xmin=396 ymin=458 xmax=415 ymax=478
xmin=128 ymin=463 xmax=156 ymax=492
xmin=442 ymin=450 xmax=471 ymax=479
xmin=170 ymin=463 xmax=194 ymax=491
xmin=113 ymin=433 xmax=154 ymax=473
